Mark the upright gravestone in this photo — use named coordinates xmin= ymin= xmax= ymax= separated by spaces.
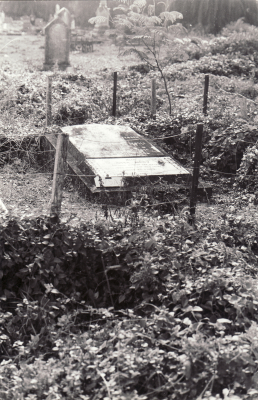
xmin=71 ymin=14 xmax=75 ymax=30
xmin=93 ymin=0 xmax=110 ymax=36
xmin=57 ymin=7 xmax=71 ymax=29
xmin=0 ymin=11 xmax=4 ymax=32
xmin=54 ymin=4 xmax=60 ymax=19
xmin=43 ymin=16 xmax=70 ymax=70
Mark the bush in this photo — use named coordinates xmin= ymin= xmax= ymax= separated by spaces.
xmin=236 ymin=142 xmax=258 ymax=190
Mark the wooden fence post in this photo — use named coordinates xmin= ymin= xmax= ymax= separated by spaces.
xmin=50 ymin=133 xmax=69 ymax=218
xmin=151 ymin=78 xmax=156 ymax=120
xmin=203 ymin=74 xmax=209 ymax=115
xmin=46 ymin=75 xmax=52 ymax=127
xmin=112 ymin=71 xmax=117 ymax=117
xmin=189 ymin=124 xmax=203 ymax=219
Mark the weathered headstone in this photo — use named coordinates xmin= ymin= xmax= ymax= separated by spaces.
xmin=0 ymin=11 xmax=4 ymax=32
xmin=93 ymin=0 xmax=110 ymax=36
xmin=54 ymin=4 xmax=60 ymax=18
xmin=43 ymin=17 xmax=70 ymax=70
xmin=57 ymin=7 xmax=71 ymax=29
xmin=71 ymin=14 xmax=75 ymax=30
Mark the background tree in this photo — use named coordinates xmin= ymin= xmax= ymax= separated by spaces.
xmin=169 ymin=0 xmax=258 ymax=33
xmin=113 ymin=0 xmax=183 ymax=115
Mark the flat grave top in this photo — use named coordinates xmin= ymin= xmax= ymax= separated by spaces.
xmin=60 ymin=124 xmax=189 ymax=188
xmin=62 ymin=124 xmax=167 ymax=158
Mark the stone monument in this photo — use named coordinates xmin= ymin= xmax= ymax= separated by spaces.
xmin=54 ymin=4 xmax=60 ymax=19
xmin=71 ymin=14 xmax=75 ymax=31
xmin=0 ymin=11 xmax=4 ymax=33
xmin=43 ymin=14 xmax=70 ymax=70
xmin=57 ymin=7 xmax=71 ymax=29
xmin=93 ymin=0 xmax=110 ymax=36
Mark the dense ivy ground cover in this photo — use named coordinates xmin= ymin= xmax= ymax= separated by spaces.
xmin=2 ymin=18 xmax=258 ymax=399
xmin=1 ymin=209 xmax=258 ymax=399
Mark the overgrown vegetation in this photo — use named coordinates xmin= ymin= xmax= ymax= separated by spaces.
xmin=3 ymin=4 xmax=258 ymax=399
xmin=2 ymin=209 xmax=258 ymax=399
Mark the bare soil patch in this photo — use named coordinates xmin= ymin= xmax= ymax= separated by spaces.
xmin=0 ymin=164 xmax=104 ymax=225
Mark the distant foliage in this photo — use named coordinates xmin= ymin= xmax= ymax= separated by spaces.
xmin=169 ymin=0 xmax=258 ymax=34
xmin=114 ymin=0 xmax=183 ymax=114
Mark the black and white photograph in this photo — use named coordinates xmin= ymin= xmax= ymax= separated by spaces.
xmin=1 ymin=1 xmax=258 ymax=399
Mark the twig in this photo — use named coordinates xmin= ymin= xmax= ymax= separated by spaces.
xmin=96 ymin=368 xmax=112 ymax=399
xmin=101 ymin=253 xmax=115 ymax=309
xmin=0 ymin=37 xmax=21 ymax=52
xmin=197 ymin=374 xmax=215 ymax=400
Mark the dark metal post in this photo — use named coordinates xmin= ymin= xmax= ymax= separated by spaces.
xmin=190 ymin=124 xmax=203 ymax=218
xmin=151 ymin=78 xmax=156 ymax=120
xmin=112 ymin=72 xmax=117 ymax=117
xmin=203 ymin=74 xmax=209 ymax=115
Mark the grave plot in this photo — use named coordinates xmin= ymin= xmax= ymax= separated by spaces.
xmin=43 ymin=124 xmax=190 ymax=202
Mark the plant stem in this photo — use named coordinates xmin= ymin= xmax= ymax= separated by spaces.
xmin=101 ymin=253 xmax=115 ymax=308
xmin=143 ymin=38 xmax=172 ymax=115
xmin=158 ymin=66 xmax=172 ymax=115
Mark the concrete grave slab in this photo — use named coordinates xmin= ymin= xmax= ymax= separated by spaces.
xmin=44 ymin=124 xmax=189 ymax=193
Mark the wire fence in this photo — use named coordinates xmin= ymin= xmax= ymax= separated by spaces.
xmin=1 ymin=71 xmax=258 ymax=221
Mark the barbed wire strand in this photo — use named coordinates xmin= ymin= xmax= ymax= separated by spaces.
xmin=209 ymin=75 xmax=258 ymax=106
xmin=1 ymin=166 xmax=253 ymax=178
xmin=1 ymin=131 xmax=258 ymax=147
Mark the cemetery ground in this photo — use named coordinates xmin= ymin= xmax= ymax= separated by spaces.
xmin=3 ymin=25 xmax=258 ymax=400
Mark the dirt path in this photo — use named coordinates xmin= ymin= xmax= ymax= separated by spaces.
xmin=0 ymin=165 xmax=104 ymax=225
